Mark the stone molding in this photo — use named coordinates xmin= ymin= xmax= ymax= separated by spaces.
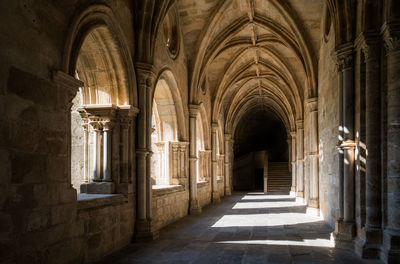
xmin=188 ymin=104 xmax=200 ymax=117
xmin=382 ymin=21 xmax=400 ymax=53
xmin=135 ymin=62 xmax=156 ymax=88
xmin=355 ymin=32 xmax=381 ymax=61
xmin=296 ymin=120 xmax=303 ymax=129
xmin=335 ymin=43 xmax=354 ymax=71
xmin=306 ymin=97 xmax=318 ymax=112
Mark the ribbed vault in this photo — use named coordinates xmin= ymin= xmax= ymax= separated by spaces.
xmin=178 ymin=0 xmax=322 ymax=137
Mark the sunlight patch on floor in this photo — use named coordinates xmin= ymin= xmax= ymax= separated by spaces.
xmin=232 ymin=201 xmax=304 ymax=209
xmin=211 ymin=213 xmax=323 ymax=227
xmin=214 ymin=238 xmax=334 ymax=248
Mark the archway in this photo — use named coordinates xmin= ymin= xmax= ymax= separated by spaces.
xmin=70 ymin=25 xmax=135 ymax=194
xmin=150 ymin=71 xmax=187 ymax=187
xmin=233 ymin=107 xmax=289 ymax=192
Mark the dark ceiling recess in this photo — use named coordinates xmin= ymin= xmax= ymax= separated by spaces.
xmin=234 ymin=107 xmax=288 ymax=162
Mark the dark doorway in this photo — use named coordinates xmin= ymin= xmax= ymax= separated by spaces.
xmin=254 ymin=168 xmax=264 ymax=190
xmin=232 ymin=108 xmax=288 ymax=192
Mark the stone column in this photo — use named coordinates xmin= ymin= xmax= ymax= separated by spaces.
xmin=307 ymin=98 xmax=319 ymax=210
xmin=119 ymin=106 xmax=139 ymax=186
xmin=211 ymin=123 xmax=220 ymax=203
xmin=120 ymin=120 xmax=131 ymax=183
xmin=296 ymin=120 xmax=304 ymax=201
xmin=189 ymin=104 xmax=201 ymax=214
xmin=342 ymin=51 xmax=355 ymax=225
xmin=290 ymin=132 xmax=297 ymax=195
xmin=334 ymin=44 xmax=356 ymax=244
xmin=81 ymin=117 xmax=89 ymax=183
xmin=287 ymin=138 xmax=292 ymax=173
xmin=224 ymin=134 xmax=232 ymax=196
xmin=383 ymin=23 xmax=400 ymax=262
xmin=135 ymin=64 xmax=157 ymax=240
xmin=90 ymin=121 xmax=102 ymax=182
xmin=102 ymin=121 xmax=113 ymax=182
xmin=358 ymin=35 xmax=383 ymax=257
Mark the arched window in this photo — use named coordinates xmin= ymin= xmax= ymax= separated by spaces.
xmin=151 ymin=74 xmax=187 ymax=187
xmin=70 ymin=26 xmax=136 ymax=194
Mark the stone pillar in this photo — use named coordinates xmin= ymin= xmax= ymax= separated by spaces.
xmin=135 ymin=64 xmax=158 ymax=240
xmin=290 ymin=132 xmax=297 ymax=195
xmin=90 ymin=121 xmax=102 ymax=182
xmin=224 ymin=134 xmax=232 ymax=196
xmin=102 ymin=121 xmax=113 ymax=182
xmin=287 ymin=138 xmax=292 ymax=173
xmin=307 ymin=98 xmax=319 ymax=211
xmin=296 ymin=120 xmax=304 ymax=201
xmin=81 ymin=117 xmax=90 ymax=183
xmin=358 ymin=35 xmax=383 ymax=258
xmin=119 ymin=106 xmax=139 ymax=185
xmin=211 ymin=123 xmax=220 ymax=203
xmin=334 ymin=44 xmax=356 ymax=244
xmin=383 ymin=23 xmax=400 ymax=263
xmin=189 ymin=104 xmax=201 ymax=214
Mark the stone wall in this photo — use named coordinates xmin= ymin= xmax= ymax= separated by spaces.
xmin=0 ymin=1 xmax=137 ymax=263
xmin=151 ymin=186 xmax=188 ymax=231
xmin=197 ymin=181 xmax=212 ymax=208
xmin=317 ymin=20 xmax=339 ymax=227
xmin=77 ymin=195 xmax=135 ymax=263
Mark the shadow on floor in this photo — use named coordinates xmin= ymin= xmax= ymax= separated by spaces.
xmin=98 ymin=192 xmax=380 ymax=264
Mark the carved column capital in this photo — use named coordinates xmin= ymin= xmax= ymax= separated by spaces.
xmin=296 ymin=120 xmax=304 ymax=129
xmin=89 ymin=120 xmax=103 ymax=131
xmin=101 ymin=120 xmax=114 ymax=131
xmin=211 ymin=122 xmax=219 ymax=132
xmin=306 ymin=97 xmax=318 ymax=112
xmin=188 ymin=104 xmax=200 ymax=118
xmin=290 ymin=131 xmax=296 ymax=138
xmin=335 ymin=43 xmax=354 ymax=71
xmin=382 ymin=22 xmax=400 ymax=53
xmin=355 ymin=33 xmax=381 ymax=61
xmin=135 ymin=62 xmax=156 ymax=88
xmin=52 ymin=70 xmax=83 ymax=109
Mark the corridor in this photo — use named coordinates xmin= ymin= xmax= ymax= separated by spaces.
xmin=101 ymin=193 xmax=377 ymax=264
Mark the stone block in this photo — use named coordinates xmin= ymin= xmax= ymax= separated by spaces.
xmin=84 ymin=182 xmax=115 ymax=194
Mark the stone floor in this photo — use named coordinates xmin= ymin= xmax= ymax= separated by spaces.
xmin=100 ymin=193 xmax=382 ymax=264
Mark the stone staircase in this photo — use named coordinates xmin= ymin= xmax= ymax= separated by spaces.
xmin=267 ymin=162 xmax=291 ymax=194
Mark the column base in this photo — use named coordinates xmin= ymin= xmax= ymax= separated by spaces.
xmin=308 ymin=198 xmax=319 ymax=208
xmin=306 ymin=207 xmax=320 ymax=216
xmin=296 ymin=197 xmax=305 ymax=204
xmin=225 ymin=187 xmax=231 ymax=196
xmin=212 ymin=191 xmax=220 ymax=203
xmin=356 ymin=227 xmax=382 ymax=259
xmin=333 ymin=220 xmax=355 ymax=249
xmin=290 ymin=190 xmax=296 ymax=196
xmin=189 ymin=199 xmax=202 ymax=215
xmin=381 ymin=228 xmax=400 ymax=264
xmin=134 ymin=219 xmax=159 ymax=242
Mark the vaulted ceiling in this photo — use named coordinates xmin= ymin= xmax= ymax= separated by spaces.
xmin=176 ymin=0 xmax=324 ymax=135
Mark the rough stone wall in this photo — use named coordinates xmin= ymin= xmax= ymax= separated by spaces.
xmin=77 ymin=195 xmax=134 ymax=263
xmin=0 ymin=1 xmax=136 ymax=263
xmin=198 ymin=182 xmax=212 ymax=208
xmin=151 ymin=188 xmax=189 ymax=231
xmin=317 ymin=21 xmax=339 ymax=227
xmin=150 ymin=4 xmax=191 ymax=230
